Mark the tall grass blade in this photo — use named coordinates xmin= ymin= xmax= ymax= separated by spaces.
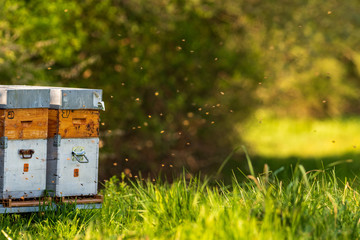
xmin=273 ymin=166 xmax=284 ymax=177
xmin=242 ymin=145 xmax=255 ymax=177
xmin=326 ymin=159 xmax=353 ymax=168
xmin=216 ymin=146 xmax=241 ymax=177
xmin=1 ymin=230 xmax=12 ymax=240
xmin=298 ymin=165 xmax=309 ymax=188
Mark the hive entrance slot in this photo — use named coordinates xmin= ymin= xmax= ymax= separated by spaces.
xmin=21 ymin=121 xmax=33 ymax=127
xmin=72 ymin=118 xmax=86 ymax=125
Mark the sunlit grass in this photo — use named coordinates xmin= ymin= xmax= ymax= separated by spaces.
xmin=2 ymin=117 xmax=360 ymax=239
xmin=2 ymin=165 xmax=360 ymax=239
xmin=240 ymin=116 xmax=360 ymax=158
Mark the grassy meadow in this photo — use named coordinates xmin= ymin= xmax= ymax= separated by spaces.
xmin=241 ymin=116 xmax=360 ymax=158
xmin=2 ymin=165 xmax=360 ymax=239
xmin=236 ymin=116 xmax=360 ymax=180
xmin=2 ymin=117 xmax=360 ymax=239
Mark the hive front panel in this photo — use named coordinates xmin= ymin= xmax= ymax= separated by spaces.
xmin=0 ymin=139 xmax=47 ymax=199
xmin=46 ymin=137 xmax=99 ymax=197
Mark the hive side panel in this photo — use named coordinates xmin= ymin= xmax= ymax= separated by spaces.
xmin=4 ymin=109 xmax=48 ymax=140
xmin=0 ymin=110 xmax=4 ymax=137
xmin=46 ymin=138 xmax=59 ymax=196
xmin=46 ymin=159 xmax=58 ymax=195
xmin=0 ymin=148 xmax=5 ymax=198
xmin=48 ymin=109 xmax=59 ymax=138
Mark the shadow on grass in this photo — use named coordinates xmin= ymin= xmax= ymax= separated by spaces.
xmin=220 ymin=151 xmax=360 ymax=184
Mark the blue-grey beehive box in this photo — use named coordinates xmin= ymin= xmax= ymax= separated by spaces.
xmin=46 ymin=87 xmax=104 ymax=197
xmin=0 ymin=86 xmax=50 ymax=199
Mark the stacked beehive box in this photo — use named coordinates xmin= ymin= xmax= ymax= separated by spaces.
xmin=0 ymin=86 xmax=50 ymax=199
xmin=46 ymin=88 xmax=104 ymax=198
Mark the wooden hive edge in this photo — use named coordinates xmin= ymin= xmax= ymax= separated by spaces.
xmin=55 ymin=195 xmax=103 ymax=205
xmin=1 ymin=197 xmax=52 ymax=208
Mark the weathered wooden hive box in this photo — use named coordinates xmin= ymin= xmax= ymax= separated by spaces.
xmin=46 ymin=87 xmax=104 ymax=197
xmin=0 ymin=86 xmax=50 ymax=199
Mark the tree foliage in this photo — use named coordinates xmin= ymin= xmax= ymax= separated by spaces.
xmin=1 ymin=0 xmax=360 ymax=178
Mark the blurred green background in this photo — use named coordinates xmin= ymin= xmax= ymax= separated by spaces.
xmin=1 ymin=0 xmax=360 ymax=181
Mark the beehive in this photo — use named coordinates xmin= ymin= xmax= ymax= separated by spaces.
xmin=46 ymin=88 xmax=104 ymax=197
xmin=0 ymin=86 xmax=50 ymax=199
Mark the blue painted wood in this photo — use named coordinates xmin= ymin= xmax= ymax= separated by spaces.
xmin=0 ymin=203 xmax=102 ymax=213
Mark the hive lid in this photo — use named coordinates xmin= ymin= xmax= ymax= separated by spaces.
xmin=50 ymin=87 xmax=104 ymax=110
xmin=0 ymin=85 xmax=50 ymax=109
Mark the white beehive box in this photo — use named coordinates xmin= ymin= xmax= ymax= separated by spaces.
xmin=46 ymin=87 xmax=104 ymax=197
xmin=0 ymin=86 xmax=50 ymax=199
xmin=0 ymin=139 xmax=47 ymax=199
xmin=46 ymin=138 xmax=99 ymax=196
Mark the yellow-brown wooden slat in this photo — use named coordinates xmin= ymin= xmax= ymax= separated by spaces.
xmin=0 ymin=110 xmax=4 ymax=137
xmin=48 ymin=109 xmax=100 ymax=138
xmin=48 ymin=109 xmax=59 ymax=138
xmin=2 ymin=197 xmax=52 ymax=207
xmin=0 ymin=109 xmax=48 ymax=140
xmin=58 ymin=195 xmax=103 ymax=204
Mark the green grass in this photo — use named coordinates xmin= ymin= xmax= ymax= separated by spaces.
xmin=2 ymin=117 xmax=360 ymax=239
xmin=2 ymin=165 xmax=360 ymax=239
xmin=240 ymin=116 xmax=360 ymax=158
